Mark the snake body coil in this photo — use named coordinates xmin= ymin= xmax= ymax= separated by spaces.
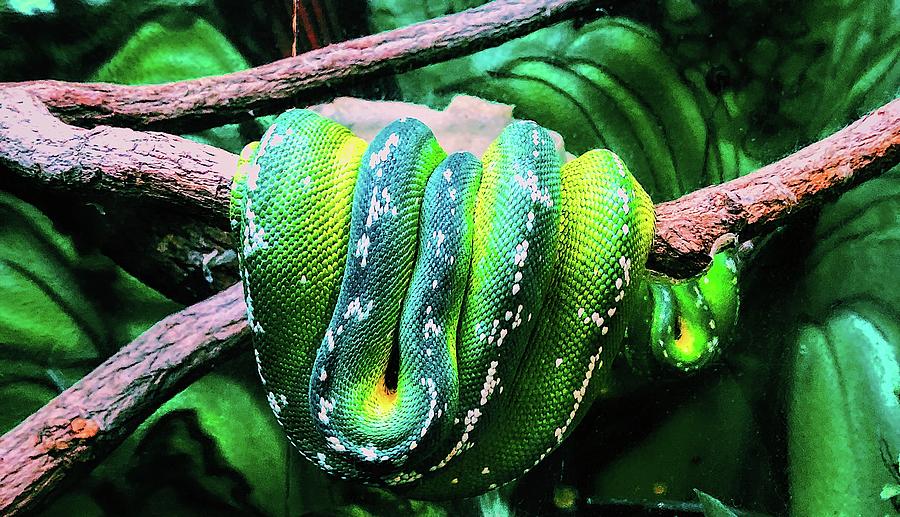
xmin=232 ymin=109 xmax=655 ymax=499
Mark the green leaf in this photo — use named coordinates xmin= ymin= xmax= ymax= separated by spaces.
xmin=0 ymin=192 xmax=177 ymax=433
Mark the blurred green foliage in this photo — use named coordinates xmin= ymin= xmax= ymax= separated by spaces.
xmin=0 ymin=0 xmax=897 ymax=515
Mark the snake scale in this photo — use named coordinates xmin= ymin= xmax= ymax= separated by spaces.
xmin=231 ymin=109 xmax=737 ymax=499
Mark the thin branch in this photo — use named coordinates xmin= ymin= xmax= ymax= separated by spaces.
xmin=0 ymin=283 xmax=248 ymax=515
xmin=649 ymin=98 xmax=900 ymax=277
xmin=0 ymin=0 xmax=601 ymax=133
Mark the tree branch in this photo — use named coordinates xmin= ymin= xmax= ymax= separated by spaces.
xmin=649 ymin=98 xmax=900 ymax=277
xmin=3 ymin=89 xmax=898 ymax=282
xmin=0 ymin=94 xmax=897 ymax=516
xmin=0 ymin=283 xmax=248 ymax=515
xmin=0 ymin=68 xmax=898 ymax=517
xmin=0 ymin=0 xmax=601 ymax=133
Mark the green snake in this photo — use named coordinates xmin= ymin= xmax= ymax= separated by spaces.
xmin=231 ymin=109 xmax=738 ymax=499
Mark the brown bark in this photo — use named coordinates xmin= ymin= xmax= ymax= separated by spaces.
xmin=649 ymin=98 xmax=900 ymax=277
xmin=3 ymin=90 xmax=898 ymax=284
xmin=0 ymin=283 xmax=248 ymax=515
xmin=0 ymin=88 xmax=237 ymax=225
xmin=0 ymin=96 xmax=896 ymax=516
xmin=0 ymin=0 xmax=601 ymax=134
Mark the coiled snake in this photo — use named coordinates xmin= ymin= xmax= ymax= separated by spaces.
xmin=231 ymin=109 xmax=736 ymax=499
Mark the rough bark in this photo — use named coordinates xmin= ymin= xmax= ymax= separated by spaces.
xmin=3 ymin=90 xmax=898 ymax=286
xmin=649 ymin=98 xmax=900 ymax=277
xmin=0 ymin=88 xmax=237 ymax=225
xmin=0 ymin=283 xmax=247 ymax=515
xmin=0 ymin=71 xmax=897 ymax=517
xmin=1 ymin=0 xmax=601 ymax=133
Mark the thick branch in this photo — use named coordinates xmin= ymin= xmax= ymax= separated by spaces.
xmin=0 ymin=0 xmax=600 ymax=133
xmin=0 ymin=283 xmax=248 ymax=515
xmin=0 ymin=88 xmax=237 ymax=225
xmin=2 ymin=90 xmax=898 ymax=281
xmin=0 ymin=97 xmax=897 ymax=514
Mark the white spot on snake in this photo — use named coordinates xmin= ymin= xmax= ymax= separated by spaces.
xmin=254 ymin=125 xmax=276 ymax=161
xmin=725 ymin=257 xmax=737 ymax=273
xmin=479 ymin=360 xmax=500 ymax=405
xmin=242 ymin=199 xmax=269 ymax=257
xmin=578 ymin=307 xmax=585 ymax=317
xmin=365 ymin=185 xmax=395 ymax=228
xmin=269 ymin=133 xmax=284 ymax=147
xmin=512 ymin=284 xmax=521 ymax=295
xmin=513 ymin=170 xmax=553 ymax=207
xmin=619 ymin=256 xmax=632 ymax=286
xmin=302 ymin=175 xmax=312 ymax=187
xmin=300 ymin=275 xmax=308 ymax=283
xmin=615 ymin=278 xmax=623 ymax=290
xmin=709 ymin=319 xmax=716 ymax=329
xmin=360 ymin=446 xmax=378 ymax=461
xmin=443 ymin=168 xmax=453 ymax=182
xmin=514 ymin=239 xmax=530 ymax=267
xmin=591 ymin=313 xmax=604 ymax=327
xmin=319 ymin=369 xmax=328 ymax=381
xmin=344 ymin=297 xmax=373 ymax=321
xmin=611 ymin=152 xmax=627 ymax=177
xmin=555 ymin=357 xmax=563 ymax=368
xmin=505 ymin=310 xmax=513 ymax=321
xmin=622 ymin=223 xmax=629 ymax=235
xmin=245 ymin=163 xmax=262 ymax=191
xmin=245 ymin=291 xmax=264 ymax=334
xmin=356 ymin=233 xmax=371 ymax=267
xmin=449 ymin=187 xmax=457 ymax=200
xmin=434 ymin=230 xmax=446 ymax=256
xmin=368 ymin=132 xmax=400 ymax=169
xmin=608 ymin=307 xmax=616 ymax=317
xmin=254 ymin=348 xmax=266 ymax=385
xmin=451 ymin=478 xmax=459 ymax=484
xmin=424 ymin=318 xmax=441 ymax=339
xmin=432 ymin=279 xmax=438 ymax=289
xmin=267 ymin=391 xmax=288 ymax=417
xmin=482 ymin=467 xmax=490 ymax=474
xmin=318 ymin=397 xmax=334 ymax=424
